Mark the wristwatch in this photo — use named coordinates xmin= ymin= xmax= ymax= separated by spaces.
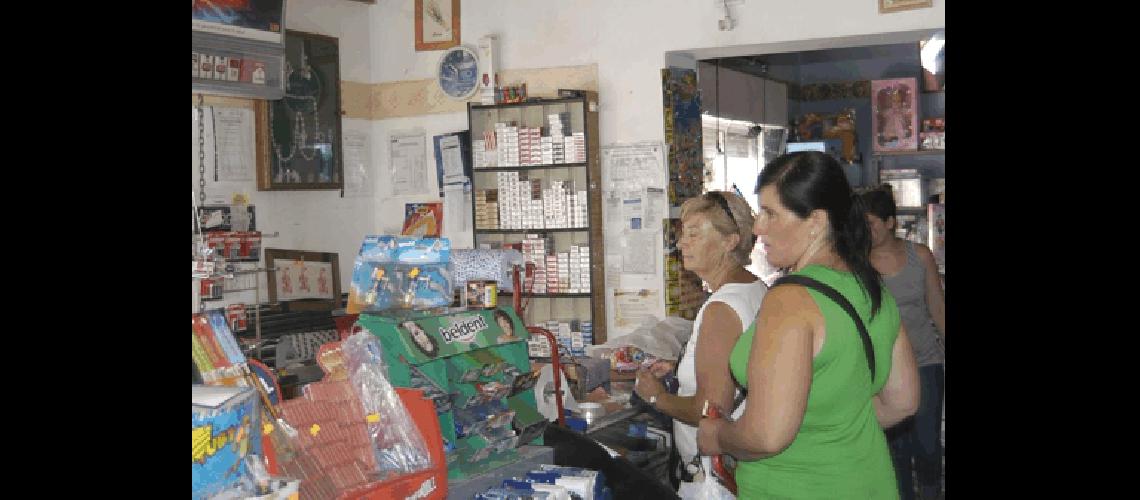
xmin=649 ymin=395 xmax=658 ymax=406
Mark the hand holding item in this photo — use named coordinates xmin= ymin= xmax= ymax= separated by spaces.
xmin=633 ymin=368 xmax=665 ymax=401
xmin=700 ymin=401 xmax=739 ymax=494
xmin=697 ymin=400 xmax=728 ymax=455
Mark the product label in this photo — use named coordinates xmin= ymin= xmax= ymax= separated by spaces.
xmin=438 ymin=315 xmax=488 ymax=344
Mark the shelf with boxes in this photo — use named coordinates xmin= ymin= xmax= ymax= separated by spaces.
xmin=468 ymin=94 xmax=606 ymax=343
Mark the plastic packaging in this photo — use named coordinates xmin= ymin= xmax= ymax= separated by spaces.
xmin=341 ymin=331 xmax=434 ymax=476
xmin=348 ymin=236 xmax=454 ymax=313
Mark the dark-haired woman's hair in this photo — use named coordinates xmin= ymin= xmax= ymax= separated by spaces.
xmin=757 ymin=151 xmax=883 ymax=315
xmin=493 ymin=309 xmax=515 ymax=334
xmin=861 ymin=186 xmax=898 ymax=223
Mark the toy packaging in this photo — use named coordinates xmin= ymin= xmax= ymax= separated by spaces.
xmin=192 ymin=385 xmax=263 ymax=500
xmin=347 ymin=236 xmax=453 ymax=314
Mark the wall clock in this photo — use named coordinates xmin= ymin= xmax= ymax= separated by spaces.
xmin=437 ymin=45 xmax=480 ymax=101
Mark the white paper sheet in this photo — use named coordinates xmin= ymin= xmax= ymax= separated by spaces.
xmin=645 ymin=187 xmax=665 ymax=232
xmin=613 ymin=289 xmax=661 ymax=329
xmin=343 ymin=130 xmax=374 ymax=198
xmin=602 ymin=142 xmax=666 ymax=191
xmin=443 ymin=180 xmax=470 ymax=235
xmin=389 ymin=130 xmax=431 ymax=196
xmin=212 ymin=107 xmax=255 ymax=182
xmin=622 ymin=232 xmax=656 ymax=274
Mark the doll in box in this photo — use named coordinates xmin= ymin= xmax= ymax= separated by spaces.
xmin=880 ymin=88 xmax=913 ymax=146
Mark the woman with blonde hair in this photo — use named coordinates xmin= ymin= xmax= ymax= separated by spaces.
xmin=634 ymin=190 xmax=767 ymax=497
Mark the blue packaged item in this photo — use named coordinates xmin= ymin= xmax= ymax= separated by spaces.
xmin=536 ymin=465 xmax=605 ymax=500
xmin=192 ymin=385 xmax=262 ymax=500
xmin=395 ymin=237 xmax=450 ymax=264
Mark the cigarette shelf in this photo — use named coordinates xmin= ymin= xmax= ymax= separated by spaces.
xmin=468 ymin=93 xmax=607 ymax=342
xmin=473 ymin=162 xmax=587 ymax=172
xmin=499 ymin=292 xmax=592 ymax=298
xmin=474 ymin=227 xmax=588 ymax=234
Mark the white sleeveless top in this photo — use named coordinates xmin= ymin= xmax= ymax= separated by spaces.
xmin=673 ymin=280 xmax=768 ymax=465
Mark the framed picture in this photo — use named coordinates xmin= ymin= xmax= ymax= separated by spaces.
xmin=415 ymin=0 xmax=460 ymax=51
xmin=879 ymin=0 xmax=933 ymax=14
xmin=871 ymin=78 xmax=919 ymax=152
xmin=258 ymin=30 xmax=344 ymax=191
xmin=265 ymin=248 xmax=341 ymax=311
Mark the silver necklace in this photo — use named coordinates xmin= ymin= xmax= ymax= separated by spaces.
xmin=270 ymin=45 xmax=322 ymax=165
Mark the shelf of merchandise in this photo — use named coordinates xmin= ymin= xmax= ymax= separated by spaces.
xmin=499 ymin=291 xmax=592 ymax=299
xmin=871 ymin=149 xmax=945 ymax=157
xmin=474 ymin=227 xmax=588 ymax=234
xmin=472 ymin=162 xmax=587 ymax=172
xmin=467 ymin=93 xmax=607 ymax=343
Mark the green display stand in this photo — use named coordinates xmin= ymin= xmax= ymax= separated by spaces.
xmin=357 ymin=306 xmax=542 ymax=480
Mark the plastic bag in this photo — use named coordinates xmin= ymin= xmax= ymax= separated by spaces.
xmin=589 ymin=316 xmax=695 ymax=361
xmin=677 ymin=457 xmax=736 ymax=500
xmin=340 ymin=332 xmax=434 ymax=476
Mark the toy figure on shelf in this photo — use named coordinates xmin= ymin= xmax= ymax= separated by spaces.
xmin=823 ymin=108 xmax=859 ymax=163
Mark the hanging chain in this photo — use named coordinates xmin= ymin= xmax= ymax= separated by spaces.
xmin=197 ymin=93 xmax=207 ymax=207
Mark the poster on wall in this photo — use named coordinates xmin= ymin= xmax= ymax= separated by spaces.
xmin=192 ymin=0 xmax=286 ymax=44
xmin=342 ymin=130 xmax=374 ymax=198
xmin=402 ymin=203 xmax=443 ymax=237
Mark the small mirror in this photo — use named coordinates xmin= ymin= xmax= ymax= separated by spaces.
xmin=920 ymin=30 xmax=945 ymax=92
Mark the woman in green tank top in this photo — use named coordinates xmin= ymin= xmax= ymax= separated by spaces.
xmin=697 ymin=152 xmax=921 ymax=499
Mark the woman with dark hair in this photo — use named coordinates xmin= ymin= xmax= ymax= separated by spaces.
xmin=697 ymin=151 xmax=920 ymax=499
xmin=493 ymin=309 xmax=519 ymax=343
xmin=862 ymin=187 xmax=945 ymax=500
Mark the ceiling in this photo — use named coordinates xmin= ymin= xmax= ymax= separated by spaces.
xmin=713 ymin=42 xmax=920 ymax=81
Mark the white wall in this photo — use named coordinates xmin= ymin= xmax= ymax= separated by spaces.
xmin=198 ymin=0 xmax=944 ymax=329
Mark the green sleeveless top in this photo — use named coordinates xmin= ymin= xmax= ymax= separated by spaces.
xmin=728 ymin=265 xmax=901 ymax=499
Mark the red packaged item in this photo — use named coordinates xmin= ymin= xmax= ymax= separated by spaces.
xmin=225 ymin=304 xmax=248 ymax=332
xmin=224 ymin=232 xmax=242 ymax=260
xmin=192 ymin=314 xmax=229 ymax=368
xmin=245 ymin=231 xmax=262 ymax=260
xmin=206 ymin=232 xmax=227 ymax=256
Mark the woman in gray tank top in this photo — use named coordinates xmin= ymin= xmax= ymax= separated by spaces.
xmin=862 ymin=187 xmax=946 ymax=500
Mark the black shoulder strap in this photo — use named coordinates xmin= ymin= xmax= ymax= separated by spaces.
xmin=771 ymin=275 xmax=876 ymax=381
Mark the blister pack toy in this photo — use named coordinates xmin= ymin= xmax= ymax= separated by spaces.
xmin=347 ymin=236 xmax=454 ymax=313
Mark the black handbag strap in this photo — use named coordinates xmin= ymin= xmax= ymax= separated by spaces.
xmin=771 ymin=275 xmax=876 ymax=381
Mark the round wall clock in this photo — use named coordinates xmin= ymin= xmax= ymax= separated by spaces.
xmin=437 ymin=45 xmax=480 ymax=100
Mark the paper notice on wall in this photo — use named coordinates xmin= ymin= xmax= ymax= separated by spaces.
xmin=212 ymin=107 xmax=255 ymax=182
xmin=645 ymin=187 xmax=665 ymax=232
xmin=605 ymin=259 xmax=622 ymax=288
xmin=602 ymin=142 xmax=666 ymax=191
xmin=388 ymin=129 xmax=431 ymax=196
xmin=613 ymin=289 xmax=661 ymax=329
xmin=622 ymin=232 xmax=656 ymax=274
xmin=343 ymin=130 xmax=374 ymax=198
xmin=621 ymin=195 xmax=644 ymax=230
xmin=443 ymin=180 xmax=470 ymax=234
